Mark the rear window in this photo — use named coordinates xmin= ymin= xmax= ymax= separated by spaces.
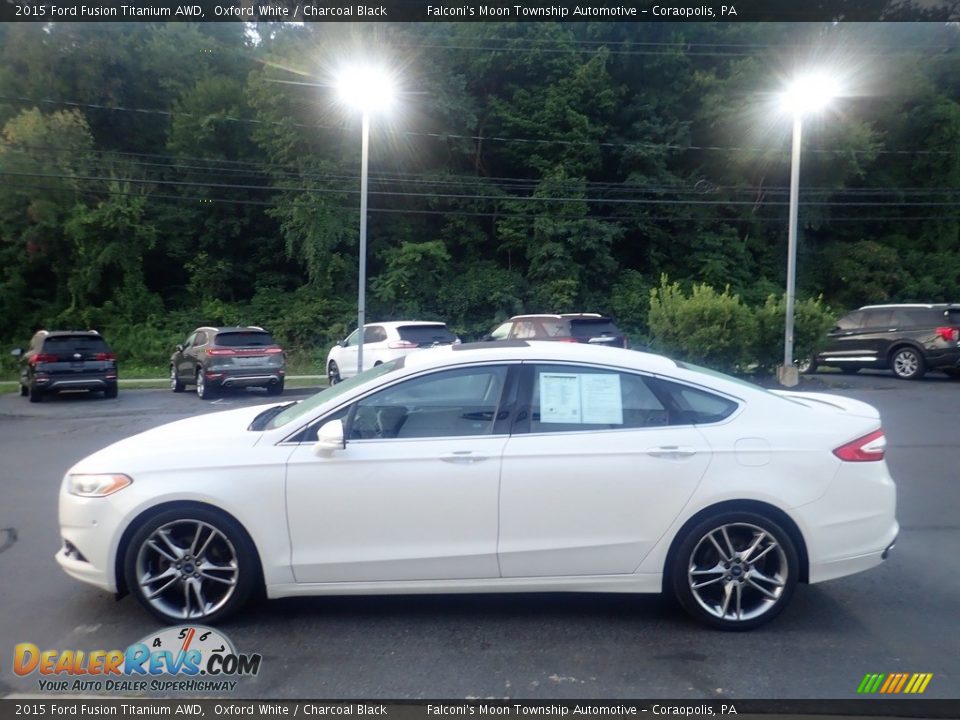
xmin=568 ymin=319 xmax=620 ymax=336
xmin=215 ymin=331 xmax=275 ymax=347
xmin=43 ymin=335 xmax=110 ymax=353
xmin=397 ymin=325 xmax=458 ymax=345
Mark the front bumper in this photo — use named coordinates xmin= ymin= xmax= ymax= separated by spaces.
xmin=57 ymin=491 xmax=125 ymax=594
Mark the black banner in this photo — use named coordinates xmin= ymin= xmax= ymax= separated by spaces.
xmin=2 ymin=700 xmax=960 ymax=720
xmin=1 ymin=0 xmax=958 ymax=23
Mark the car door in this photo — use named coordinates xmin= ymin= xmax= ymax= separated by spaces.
xmin=363 ymin=325 xmax=389 ymax=369
xmin=284 ymin=363 xmax=515 ymax=583
xmin=498 ymin=363 xmax=716 ymax=578
xmin=337 ymin=329 xmax=361 ymax=379
xmin=175 ymin=332 xmax=198 ymax=380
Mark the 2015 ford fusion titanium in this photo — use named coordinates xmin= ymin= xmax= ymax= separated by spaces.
xmin=57 ymin=341 xmax=897 ymax=630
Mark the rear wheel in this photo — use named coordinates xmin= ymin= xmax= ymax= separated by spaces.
xmin=266 ymin=379 xmax=284 ymax=396
xmin=196 ymin=369 xmax=217 ymax=400
xmin=123 ymin=506 xmax=258 ymax=624
xmin=328 ymin=361 xmax=341 ymax=386
xmin=104 ymin=384 xmax=118 ymax=399
xmin=890 ymin=346 xmax=925 ymax=380
xmin=671 ymin=511 xmax=798 ymax=631
xmin=797 ymin=357 xmax=817 ymax=374
xmin=19 ymin=384 xmax=28 ymax=397
xmin=28 ymin=384 xmax=43 ymax=403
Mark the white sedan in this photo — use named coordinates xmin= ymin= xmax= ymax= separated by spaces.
xmin=57 ymin=342 xmax=898 ymax=630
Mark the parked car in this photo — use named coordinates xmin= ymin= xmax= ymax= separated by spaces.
xmin=14 ymin=330 xmax=118 ymax=402
xmin=485 ymin=313 xmax=629 ymax=348
xmin=170 ymin=326 xmax=285 ymax=399
xmin=57 ymin=341 xmax=897 ymax=630
xmin=326 ymin=321 xmax=459 ymax=385
xmin=808 ymin=303 xmax=960 ymax=380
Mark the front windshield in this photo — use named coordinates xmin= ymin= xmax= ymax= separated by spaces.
xmin=264 ymin=358 xmax=404 ymax=430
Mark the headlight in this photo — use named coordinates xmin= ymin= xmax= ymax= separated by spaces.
xmin=67 ymin=473 xmax=132 ymax=497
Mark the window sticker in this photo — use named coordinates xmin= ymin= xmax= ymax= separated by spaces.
xmin=581 ymin=373 xmax=623 ymax=424
xmin=539 ymin=372 xmax=624 ymax=425
xmin=539 ymin=373 xmax=582 ymax=423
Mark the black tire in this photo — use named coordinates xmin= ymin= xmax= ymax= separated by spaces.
xmin=890 ymin=346 xmax=926 ymax=380
xmin=103 ymin=384 xmax=118 ymax=399
xmin=196 ymin=369 xmax=217 ymax=400
xmin=840 ymin=367 xmax=860 ymax=375
xmin=798 ymin=357 xmax=818 ymax=375
xmin=671 ymin=510 xmax=799 ymax=631
xmin=123 ymin=506 xmax=259 ymax=625
xmin=28 ymin=384 xmax=43 ymax=403
xmin=171 ymin=365 xmax=185 ymax=393
xmin=328 ymin=360 xmax=341 ymax=386
xmin=19 ymin=384 xmax=28 ymax=397
xmin=266 ymin=379 xmax=285 ymax=396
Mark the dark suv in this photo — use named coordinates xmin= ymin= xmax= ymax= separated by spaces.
xmin=485 ymin=314 xmax=629 ymax=348
xmin=171 ymin=326 xmax=286 ymax=399
xmin=14 ymin=330 xmax=118 ymax=402
xmin=811 ymin=303 xmax=960 ymax=380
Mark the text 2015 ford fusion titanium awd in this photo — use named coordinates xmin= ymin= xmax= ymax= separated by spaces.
xmin=57 ymin=342 xmax=897 ymax=630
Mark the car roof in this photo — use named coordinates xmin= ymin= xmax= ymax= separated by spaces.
xmin=508 ymin=313 xmax=607 ymax=321
xmin=363 ymin=321 xmax=449 ymax=328
xmin=194 ymin=326 xmax=271 ymax=334
xmin=35 ymin=330 xmax=103 ymax=337
xmin=403 ymin=340 xmax=673 ymax=373
xmin=858 ymin=304 xmax=959 ymax=310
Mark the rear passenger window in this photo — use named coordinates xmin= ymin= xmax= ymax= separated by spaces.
xmin=649 ymin=378 xmax=738 ymax=425
xmin=836 ymin=312 xmax=864 ymax=330
xmin=862 ymin=310 xmax=894 ymax=328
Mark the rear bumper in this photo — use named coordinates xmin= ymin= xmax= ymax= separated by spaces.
xmin=35 ymin=374 xmax=116 ymax=392
xmin=206 ymin=369 xmax=284 ymax=388
xmin=923 ymin=347 xmax=960 ymax=369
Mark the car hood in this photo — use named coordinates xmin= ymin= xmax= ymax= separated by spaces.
xmin=67 ymin=403 xmax=282 ymax=474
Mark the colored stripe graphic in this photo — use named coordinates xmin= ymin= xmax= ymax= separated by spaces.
xmin=857 ymin=673 xmax=932 ymax=694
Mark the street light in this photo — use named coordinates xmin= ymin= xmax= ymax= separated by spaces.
xmin=778 ymin=73 xmax=838 ymax=386
xmin=335 ymin=64 xmax=396 ymax=376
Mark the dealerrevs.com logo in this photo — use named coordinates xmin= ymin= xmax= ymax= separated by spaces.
xmin=13 ymin=626 xmax=261 ymax=693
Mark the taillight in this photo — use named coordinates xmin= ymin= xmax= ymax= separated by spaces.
xmin=30 ymin=353 xmax=58 ymax=364
xmin=94 ymin=352 xmax=117 ymax=361
xmin=263 ymin=347 xmax=284 ymax=355
xmin=558 ymin=337 xmax=579 ymax=343
xmin=387 ymin=341 xmax=418 ymax=349
xmin=833 ymin=429 xmax=886 ymax=462
xmin=208 ymin=348 xmax=236 ymax=356
xmin=935 ymin=326 xmax=958 ymax=342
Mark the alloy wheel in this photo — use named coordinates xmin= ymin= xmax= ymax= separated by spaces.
xmin=134 ymin=519 xmax=239 ymax=621
xmin=328 ymin=361 xmax=341 ymax=386
xmin=686 ymin=522 xmax=789 ymax=623
xmin=892 ymin=348 xmax=923 ymax=380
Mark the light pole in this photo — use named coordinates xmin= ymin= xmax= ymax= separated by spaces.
xmin=336 ymin=65 xmax=395 ymax=376
xmin=778 ymin=74 xmax=837 ymax=386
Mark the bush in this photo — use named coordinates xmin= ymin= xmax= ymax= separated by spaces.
xmin=753 ymin=295 xmax=837 ymax=373
xmin=648 ymin=276 xmax=757 ymax=372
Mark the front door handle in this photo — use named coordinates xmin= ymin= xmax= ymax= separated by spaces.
xmin=440 ymin=451 xmax=488 ymax=464
xmin=647 ymin=446 xmax=697 ymax=459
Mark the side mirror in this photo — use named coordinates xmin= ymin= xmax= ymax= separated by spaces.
xmin=481 ymin=334 xmax=494 ymax=342
xmin=10 ymin=348 xmax=22 ymax=357
xmin=313 ymin=419 xmax=346 ymax=457
xmin=176 ymin=344 xmax=184 ymax=352
xmin=338 ymin=339 xmax=347 ymax=348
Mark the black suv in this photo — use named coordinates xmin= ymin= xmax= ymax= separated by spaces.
xmin=485 ymin=314 xmax=629 ymax=348
xmin=171 ymin=326 xmax=286 ymax=399
xmin=14 ymin=330 xmax=118 ymax=402
xmin=811 ymin=304 xmax=960 ymax=380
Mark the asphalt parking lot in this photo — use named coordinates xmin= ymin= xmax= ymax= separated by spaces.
xmin=1 ymin=372 xmax=958 ymax=700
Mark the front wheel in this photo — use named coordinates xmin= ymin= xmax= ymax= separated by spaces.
xmin=890 ymin=347 xmax=925 ymax=380
xmin=171 ymin=366 xmax=185 ymax=393
xmin=123 ymin=507 xmax=258 ymax=624
xmin=797 ymin=357 xmax=817 ymax=375
xmin=671 ymin=511 xmax=798 ymax=631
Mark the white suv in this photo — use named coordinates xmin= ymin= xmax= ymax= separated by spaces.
xmin=326 ymin=321 xmax=460 ymax=384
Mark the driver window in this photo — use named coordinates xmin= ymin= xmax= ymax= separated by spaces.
xmin=345 ymin=366 xmax=508 ymax=440
xmin=343 ymin=330 xmax=359 ymax=348
xmin=184 ymin=332 xmax=197 ymax=348
xmin=490 ymin=323 xmax=511 ymax=340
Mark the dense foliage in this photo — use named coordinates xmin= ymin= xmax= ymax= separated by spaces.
xmin=0 ymin=22 xmax=957 ymax=369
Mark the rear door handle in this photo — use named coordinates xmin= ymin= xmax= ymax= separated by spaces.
xmin=441 ymin=451 xmax=488 ymax=464
xmin=647 ymin=446 xmax=697 ymax=459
